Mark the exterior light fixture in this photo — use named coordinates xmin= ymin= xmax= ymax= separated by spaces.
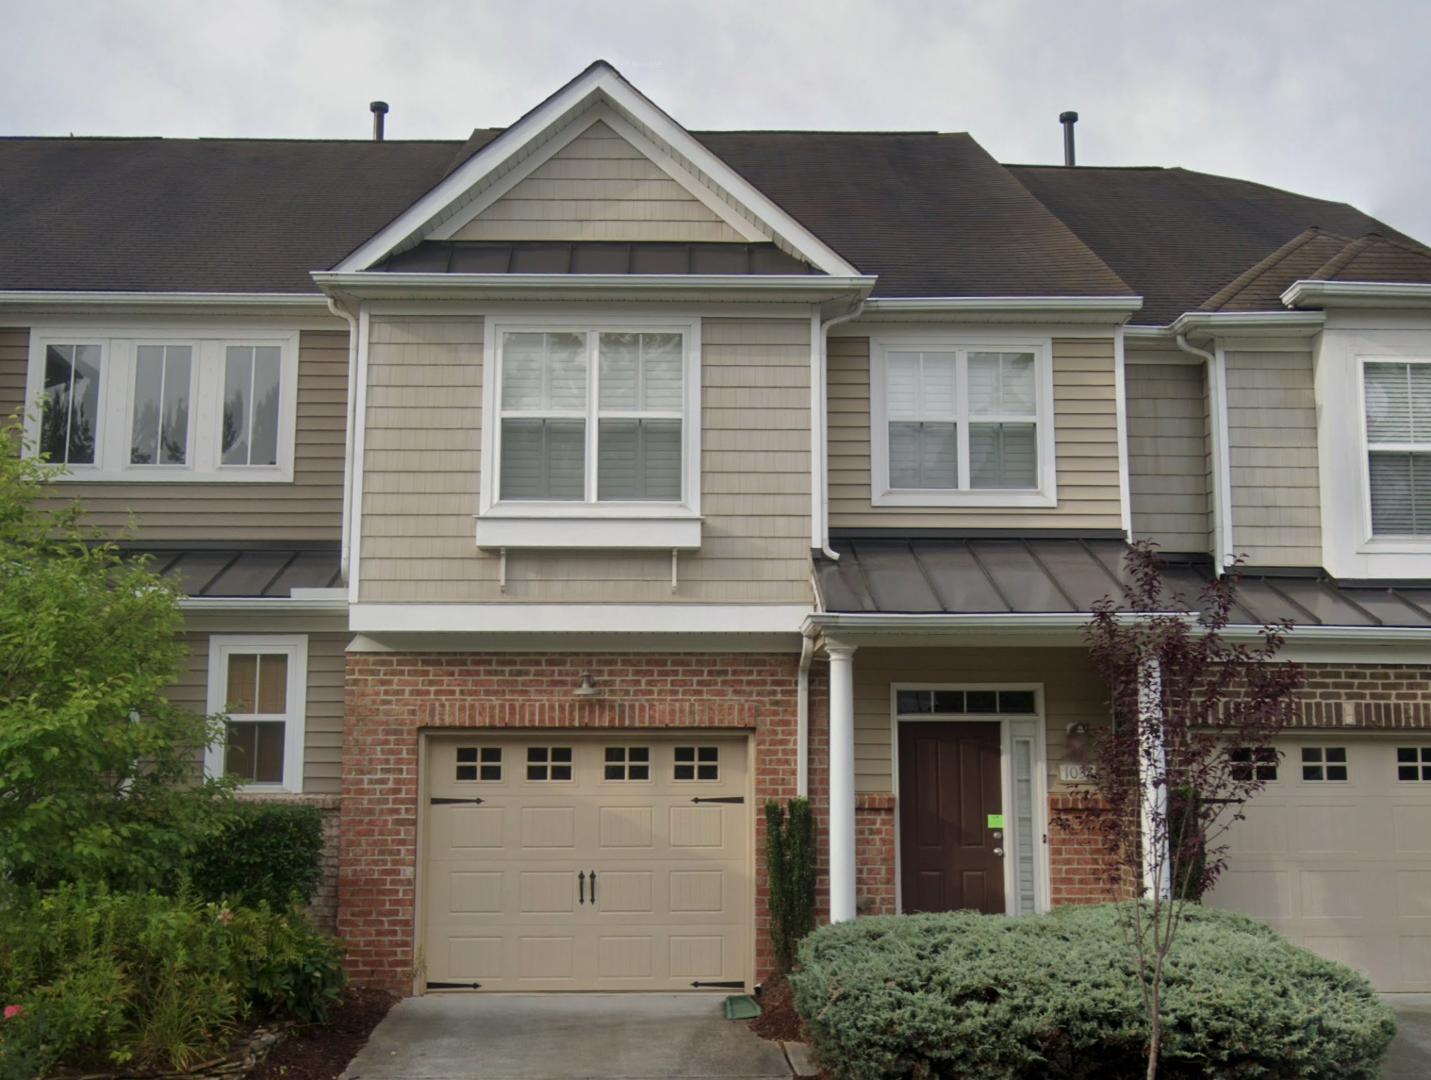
xmin=572 ymin=672 xmax=600 ymax=699
xmin=1065 ymin=722 xmax=1092 ymax=761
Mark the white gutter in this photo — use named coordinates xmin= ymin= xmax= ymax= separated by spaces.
xmin=1171 ymin=310 xmax=1325 ymax=336
xmin=1281 ymin=280 xmax=1431 ymax=309
xmin=0 ymin=291 xmax=330 ymax=309
xmin=326 ymin=296 xmax=361 ymax=583
xmin=179 ymin=597 xmax=350 ymax=614
xmin=860 ymin=295 xmax=1143 ymax=315
xmin=812 ymin=299 xmax=866 ymax=559
xmin=312 ymin=271 xmax=876 ymax=299
xmin=1173 ymin=332 xmax=1234 ymax=568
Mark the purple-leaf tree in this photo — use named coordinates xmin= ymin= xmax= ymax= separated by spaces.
xmin=1074 ymin=540 xmax=1304 ymax=1080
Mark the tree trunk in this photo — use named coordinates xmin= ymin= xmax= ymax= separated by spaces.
xmin=1146 ymin=986 xmax=1161 ymax=1080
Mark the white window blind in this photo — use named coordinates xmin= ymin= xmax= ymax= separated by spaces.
xmin=496 ymin=329 xmax=686 ymax=505
xmin=1365 ymin=361 xmax=1431 ymax=536
xmin=884 ymin=348 xmax=1040 ymax=492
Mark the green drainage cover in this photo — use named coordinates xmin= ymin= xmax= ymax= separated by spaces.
xmin=724 ymin=994 xmax=761 ymax=1020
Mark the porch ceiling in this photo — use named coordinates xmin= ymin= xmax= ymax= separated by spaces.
xmin=814 ymin=538 xmax=1431 ymax=629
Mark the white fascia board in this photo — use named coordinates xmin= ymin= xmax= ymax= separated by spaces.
xmin=1282 ymin=280 xmax=1431 ymax=309
xmin=311 ymin=272 xmax=874 ymax=304
xmin=349 ymin=603 xmax=812 ymax=635
xmin=331 ymin=63 xmax=861 ymax=278
xmin=1170 ymin=310 xmax=1326 ymax=338
xmin=475 ymin=515 xmax=702 ymax=550
xmin=0 ymin=291 xmax=337 ymax=319
xmin=858 ymin=296 xmax=1143 ymax=324
xmin=179 ymin=597 xmax=350 ymax=614
xmin=349 ymin=631 xmax=804 ymax=653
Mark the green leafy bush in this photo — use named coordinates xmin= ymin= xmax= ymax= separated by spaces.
xmin=790 ymin=904 xmax=1396 ymax=1080
xmin=187 ymin=801 xmax=326 ymax=910
xmin=764 ymin=797 xmax=816 ymax=976
xmin=0 ymin=885 xmax=345 ymax=1078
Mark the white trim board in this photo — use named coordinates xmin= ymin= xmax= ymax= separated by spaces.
xmin=332 ymin=61 xmax=860 ymax=278
xmin=349 ymin=603 xmax=812 ymax=635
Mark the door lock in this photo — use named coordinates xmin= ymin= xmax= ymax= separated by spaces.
xmin=992 ymin=847 xmax=1005 ymax=857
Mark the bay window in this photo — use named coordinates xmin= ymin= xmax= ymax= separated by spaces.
xmin=871 ymin=337 xmax=1055 ymax=507
xmin=478 ymin=318 xmax=700 ymax=549
xmin=1364 ymin=359 xmax=1431 ymax=536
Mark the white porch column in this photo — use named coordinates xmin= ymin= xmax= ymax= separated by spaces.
xmin=826 ymin=640 xmax=858 ymax=923
xmin=1137 ymin=654 xmax=1170 ymax=900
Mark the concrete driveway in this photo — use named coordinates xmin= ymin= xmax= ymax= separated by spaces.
xmin=340 ymin=994 xmax=792 ymax=1080
xmin=1384 ymin=996 xmax=1431 ymax=1080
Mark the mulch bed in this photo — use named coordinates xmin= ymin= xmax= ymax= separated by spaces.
xmin=748 ymin=978 xmax=805 ymax=1043
xmin=247 ymin=987 xmax=397 ymax=1080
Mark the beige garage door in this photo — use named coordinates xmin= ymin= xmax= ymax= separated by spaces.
xmin=1208 ymin=736 xmax=1431 ymax=991
xmin=423 ymin=732 xmax=751 ymax=992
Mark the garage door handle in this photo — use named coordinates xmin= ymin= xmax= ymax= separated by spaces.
xmin=590 ymin=870 xmax=597 ymax=904
xmin=430 ymin=796 xmax=485 ymax=805
xmin=578 ymin=871 xmax=585 ymax=905
xmin=690 ymin=796 xmax=744 ymax=804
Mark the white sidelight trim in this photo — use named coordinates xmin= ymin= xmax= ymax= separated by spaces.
xmin=1138 ymin=655 xmax=1169 ymax=901
xmin=826 ymin=640 xmax=858 ymax=923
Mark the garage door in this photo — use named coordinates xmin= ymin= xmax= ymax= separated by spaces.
xmin=1208 ymin=736 xmax=1431 ymax=991
xmin=423 ymin=732 xmax=750 ymax=992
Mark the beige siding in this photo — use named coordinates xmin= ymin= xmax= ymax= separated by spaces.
xmin=1126 ymin=361 xmax=1211 ymax=552
xmin=452 ymin=121 xmax=745 ymax=243
xmin=827 ymin=336 xmax=1123 ymax=530
xmin=851 ymin=646 xmax=1106 ymax=794
xmin=1226 ymin=350 xmax=1321 ymax=566
xmin=174 ymin=630 xmax=346 ymax=795
xmin=357 ymin=316 xmax=813 ymax=604
xmin=0 ymin=328 xmax=347 ymax=541
xmin=0 ymin=327 xmax=26 ymax=421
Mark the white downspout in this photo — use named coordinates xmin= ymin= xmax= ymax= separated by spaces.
xmin=1113 ymin=324 xmax=1133 ymax=540
xmin=326 ymin=295 xmax=360 ymax=583
xmin=1174 ymin=332 xmax=1233 ymax=568
xmin=796 ymin=629 xmax=815 ymax=798
xmin=811 ymin=300 xmax=866 ymax=560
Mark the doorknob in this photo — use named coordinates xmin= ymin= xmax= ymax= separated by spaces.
xmin=992 ymin=847 xmax=1005 ymax=857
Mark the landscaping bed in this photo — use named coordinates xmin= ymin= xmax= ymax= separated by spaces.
xmin=248 ymin=987 xmax=396 ymax=1080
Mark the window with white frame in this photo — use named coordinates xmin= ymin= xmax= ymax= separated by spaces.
xmin=204 ymin=635 xmax=307 ymax=792
xmin=486 ymin=322 xmax=698 ymax=510
xmin=871 ymin=340 xmax=1055 ymax=507
xmin=1364 ymin=359 xmax=1431 ymax=536
xmin=25 ymin=329 xmax=299 ymax=481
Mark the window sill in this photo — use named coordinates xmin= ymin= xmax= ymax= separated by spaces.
xmin=476 ymin=510 xmax=702 ymax=550
xmin=1356 ymin=537 xmax=1431 ymax=555
xmin=40 ymin=465 xmax=294 ymax=484
xmin=871 ymin=488 xmax=1057 ymax=509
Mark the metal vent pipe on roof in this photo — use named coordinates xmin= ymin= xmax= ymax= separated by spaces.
xmin=370 ymin=101 xmax=389 ymax=142
xmin=1059 ymin=110 xmax=1078 ymax=166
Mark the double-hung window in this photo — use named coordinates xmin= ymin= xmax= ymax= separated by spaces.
xmin=871 ymin=339 xmax=1055 ymax=507
xmin=25 ymin=328 xmax=299 ymax=481
xmin=1364 ymin=359 xmax=1431 ymax=536
xmin=204 ymin=635 xmax=307 ymax=793
xmin=478 ymin=319 xmax=700 ymax=549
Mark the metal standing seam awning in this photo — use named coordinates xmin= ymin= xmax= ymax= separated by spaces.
xmin=812 ymin=537 xmax=1431 ymax=629
xmin=121 ymin=543 xmax=343 ymax=599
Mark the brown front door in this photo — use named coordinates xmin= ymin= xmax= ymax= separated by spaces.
xmin=898 ymin=721 xmax=1005 ymax=914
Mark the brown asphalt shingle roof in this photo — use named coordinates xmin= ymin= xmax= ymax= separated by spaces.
xmin=1007 ymin=164 xmax=1425 ymax=324
xmin=2 ymin=132 xmax=1426 ymax=323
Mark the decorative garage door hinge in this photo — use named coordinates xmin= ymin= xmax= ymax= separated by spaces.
xmin=690 ymin=980 xmax=745 ymax=988
xmin=689 ymin=796 xmax=744 ymax=804
xmin=430 ymin=796 xmax=485 ymax=805
xmin=426 ymin=980 xmax=482 ymax=989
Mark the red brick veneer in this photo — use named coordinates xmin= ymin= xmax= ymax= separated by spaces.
xmin=340 ymin=652 xmax=823 ymax=994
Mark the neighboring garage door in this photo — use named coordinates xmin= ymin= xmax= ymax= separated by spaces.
xmin=423 ymin=732 xmax=751 ymax=992
xmin=1208 ymin=735 xmax=1431 ymax=991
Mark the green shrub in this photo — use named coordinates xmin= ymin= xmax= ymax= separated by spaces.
xmin=186 ymin=801 xmax=326 ymax=910
xmin=764 ymin=797 xmax=816 ymax=976
xmin=0 ymin=885 xmax=344 ymax=1077
xmin=790 ymin=904 xmax=1396 ymax=1080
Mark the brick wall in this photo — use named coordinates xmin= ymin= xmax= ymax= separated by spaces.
xmin=1289 ymin=664 xmax=1431 ymax=727
xmin=855 ymin=794 xmax=896 ymax=915
xmin=341 ymin=652 xmax=823 ymax=994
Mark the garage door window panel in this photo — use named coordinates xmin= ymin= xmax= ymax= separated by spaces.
xmin=1231 ymin=746 xmax=1279 ymax=782
xmin=1398 ymin=747 xmax=1431 ymax=782
xmin=456 ymin=747 xmax=502 ymax=782
xmin=604 ymin=746 xmax=651 ymax=781
xmin=674 ymin=746 xmax=719 ymax=781
xmin=1301 ymin=746 xmax=1348 ymax=782
xmin=527 ymin=746 xmax=573 ymax=782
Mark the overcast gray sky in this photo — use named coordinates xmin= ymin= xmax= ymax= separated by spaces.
xmin=4 ymin=0 xmax=1429 ymax=242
